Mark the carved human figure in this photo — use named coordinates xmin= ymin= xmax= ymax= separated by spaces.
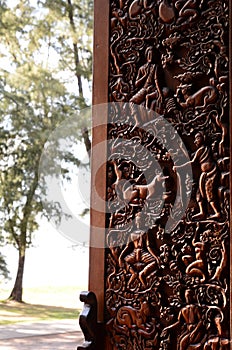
xmin=214 ymin=45 xmax=228 ymax=82
xmin=183 ymin=224 xmax=208 ymax=282
xmin=161 ymin=289 xmax=206 ymax=350
xmin=107 ymin=224 xmax=130 ymax=265
xmin=203 ymin=314 xmax=230 ymax=350
xmin=108 ymin=160 xmax=135 ymax=206
xmin=119 ymin=213 xmax=159 ymax=287
xmin=129 ymin=46 xmax=162 ymax=126
xmin=210 ymin=240 xmax=226 ymax=282
xmin=173 ymin=132 xmax=221 ymax=219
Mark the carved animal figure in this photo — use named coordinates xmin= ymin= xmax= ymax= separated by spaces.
xmin=110 ymin=160 xmax=168 ymax=208
xmin=179 ymin=85 xmax=217 ymax=108
xmin=133 ymin=173 xmax=169 ymax=200
xmin=116 ymin=301 xmax=150 ymax=331
xmin=178 ymin=84 xmax=218 ymax=109
xmin=111 ymin=301 xmax=157 ymax=343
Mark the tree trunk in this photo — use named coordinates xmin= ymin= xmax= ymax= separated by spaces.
xmin=67 ymin=0 xmax=84 ymax=97
xmin=9 ymin=247 xmax=25 ymax=302
xmin=82 ymin=127 xmax=91 ymax=157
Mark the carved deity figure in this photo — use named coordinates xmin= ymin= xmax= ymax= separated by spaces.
xmin=161 ymin=289 xmax=206 ymax=350
xmin=173 ymin=132 xmax=221 ymax=220
xmin=119 ymin=213 xmax=159 ymax=287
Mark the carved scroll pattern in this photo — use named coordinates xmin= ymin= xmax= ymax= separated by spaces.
xmin=105 ymin=1 xmax=230 ymax=349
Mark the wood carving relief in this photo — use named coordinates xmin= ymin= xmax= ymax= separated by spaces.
xmin=105 ymin=0 xmax=230 ymax=349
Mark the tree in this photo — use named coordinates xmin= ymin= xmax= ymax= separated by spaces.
xmin=0 ymin=0 xmax=93 ymax=302
xmin=0 ymin=230 xmax=9 ymax=281
xmin=0 ymin=254 xmax=9 ymax=281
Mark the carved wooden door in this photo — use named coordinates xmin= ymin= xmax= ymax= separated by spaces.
xmin=86 ymin=1 xmax=231 ymax=349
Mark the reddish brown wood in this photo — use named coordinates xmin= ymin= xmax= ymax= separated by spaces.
xmin=88 ymin=0 xmax=109 ymax=323
xmin=105 ymin=1 xmax=230 ymax=349
xmin=81 ymin=1 xmax=232 ymax=349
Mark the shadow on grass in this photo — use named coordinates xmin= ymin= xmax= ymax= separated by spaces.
xmin=0 ymin=301 xmax=79 ymax=325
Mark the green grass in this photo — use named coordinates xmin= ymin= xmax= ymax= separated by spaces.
xmin=0 ymin=285 xmax=87 ymax=307
xmin=0 ymin=285 xmax=87 ymax=325
xmin=0 ymin=301 xmax=79 ymax=325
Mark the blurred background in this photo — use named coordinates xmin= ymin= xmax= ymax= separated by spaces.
xmin=0 ymin=0 xmax=93 ymax=312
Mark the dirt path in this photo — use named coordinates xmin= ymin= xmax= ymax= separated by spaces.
xmin=0 ymin=331 xmax=84 ymax=350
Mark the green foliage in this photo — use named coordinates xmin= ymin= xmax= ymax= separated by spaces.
xmin=0 ymin=0 xmax=93 ymax=298
xmin=0 ymin=253 xmax=9 ymax=280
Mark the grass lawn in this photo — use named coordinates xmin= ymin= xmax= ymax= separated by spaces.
xmin=0 ymin=301 xmax=79 ymax=325
xmin=0 ymin=285 xmax=86 ymax=325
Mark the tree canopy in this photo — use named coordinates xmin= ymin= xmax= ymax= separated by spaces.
xmin=0 ymin=0 xmax=93 ymax=301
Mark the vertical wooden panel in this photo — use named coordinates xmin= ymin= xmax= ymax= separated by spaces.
xmin=89 ymin=0 xmax=109 ymax=322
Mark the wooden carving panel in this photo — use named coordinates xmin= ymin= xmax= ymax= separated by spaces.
xmin=104 ymin=0 xmax=230 ymax=349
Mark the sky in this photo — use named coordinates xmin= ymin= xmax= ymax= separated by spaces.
xmin=2 ymin=217 xmax=89 ymax=289
xmin=1 ymin=139 xmax=91 ymax=291
xmin=1 ymin=138 xmax=91 ymax=290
